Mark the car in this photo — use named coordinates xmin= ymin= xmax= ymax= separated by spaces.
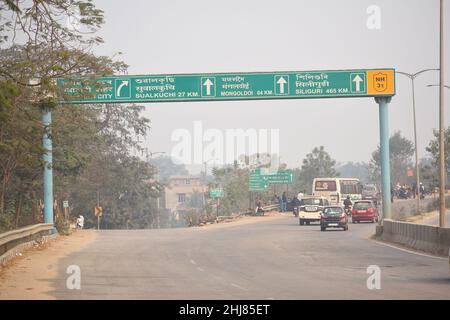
xmin=299 ymin=196 xmax=330 ymax=225
xmin=351 ymin=200 xmax=379 ymax=223
xmin=362 ymin=184 xmax=380 ymax=206
xmin=320 ymin=206 xmax=348 ymax=231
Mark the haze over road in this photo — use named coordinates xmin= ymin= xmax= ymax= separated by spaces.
xmin=1 ymin=214 xmax=449 ymax=300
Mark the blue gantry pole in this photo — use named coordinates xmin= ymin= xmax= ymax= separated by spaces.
xmin=376 ymin=96 xmax=392 ymax=221
xmin=42 ymin=108 xmax=54 ymax=225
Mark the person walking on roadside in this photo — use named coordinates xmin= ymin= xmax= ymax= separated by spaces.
xmin=255 ymin=200 xmax=264 ymax=216
xmin=281 ymin=192 xmax=287 ymax=212
xmin=412 ymin=181 xmax=417 ymax=199
xmin=76 ymin=215 xmax=84 ymax=229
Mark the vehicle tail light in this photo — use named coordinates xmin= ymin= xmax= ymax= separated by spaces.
xmin=368 ymin=208 xmax=374 ymax=214
xmin=352 ymin=209 xmax=357 ymax=215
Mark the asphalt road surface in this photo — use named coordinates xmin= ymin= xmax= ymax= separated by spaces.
xmin=29 ymin=214 xmax=447 ymax=300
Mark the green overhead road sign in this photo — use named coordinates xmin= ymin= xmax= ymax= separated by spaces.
xmin=264 ymin=171 xmax=294 ymax=184
xmin=210 ymin=188 xmax=224 ymax=198
xmin=249 ymin=169 xmax=293 ymax=191
xmin=249 ymin=171 xmax=268 ymax=191
xmin=57 ymin=69 xmax=395 ymax=104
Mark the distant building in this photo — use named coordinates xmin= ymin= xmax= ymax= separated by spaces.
xmin=162 ymin=176 xmax=207 ymax=218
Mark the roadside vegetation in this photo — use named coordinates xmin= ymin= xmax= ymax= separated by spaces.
xmin=0 ymin=1 xmax=163 ymax=232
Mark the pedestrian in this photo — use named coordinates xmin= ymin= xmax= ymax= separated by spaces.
xmin=412 ymin=182 xmax=417 ymax=199
xmin=76 ymin=215 xmax=84 ymax=229
xmin=419 ymin=183 xmax=425 ymax=199
xmin=281 ymin=192 xmax=287 ymax=212
xmin=255 ymin=200 xmax=264 ymax=216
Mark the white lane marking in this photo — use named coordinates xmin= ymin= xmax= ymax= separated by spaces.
xmin=197 ymin=267 xmax=204 ymax=272
xmin=267 ymin=297 xmax=275 ymax=300
xmin=231 ymin=283 xmax=248 ymax=291
xmin=190 ymin=259 xmax=196 ymax=265
xmin=371 ymin=239 xmax=447 ymax=260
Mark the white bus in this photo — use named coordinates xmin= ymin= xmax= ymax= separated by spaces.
xmin=312 ymin=178 xmax=363 ymax=205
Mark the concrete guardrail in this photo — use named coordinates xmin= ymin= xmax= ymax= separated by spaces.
xmin=0 ymin=224 xmax=55 ymax=263
xmin=380 ymin=219 xmax=450 ymax=257
xmin=216 ymin=204 xmax=280 ymax=222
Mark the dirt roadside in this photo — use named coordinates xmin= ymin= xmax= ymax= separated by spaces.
xmin=0 ymin=230 xmax=97 ymax=300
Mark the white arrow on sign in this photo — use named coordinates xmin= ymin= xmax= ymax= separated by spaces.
xmin=277 ymin=77 xmax=287 ymax=94
xmin=116 ymin=80 xmax=129 ymax=97
xmin=203 ymin=78 xmax=214 ymax=96
xmin=352 ymin=75 xmax=363 ymax=92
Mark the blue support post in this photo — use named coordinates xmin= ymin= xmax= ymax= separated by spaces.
xmin=42 ymin=108 xmax=54 ymax=225
xmin=375 ymin=96 xmax=392 ymax=221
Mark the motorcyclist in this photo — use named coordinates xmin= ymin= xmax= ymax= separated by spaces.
xmin=343 ymin=196 xmax=352 ymax=214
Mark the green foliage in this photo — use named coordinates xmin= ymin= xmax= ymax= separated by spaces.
xmin=55 ymin=214 xmax=71 ymax=235
xmin=293 ymin=146 xmax=339 ymax=193
xmin=426 ymin=126 xmax=450 ymax=185
xmin=0 ymin=1 xmax=162 ymax=231
xmin=148 ymin=155 xmax=188 ymax=183
xmin=336 ymin=162 xmax=370 ymax=184
xmin=369 ymin=131 xmax=414 ymax=185
xmin=188 ymin=190 xmax=205 ymax=209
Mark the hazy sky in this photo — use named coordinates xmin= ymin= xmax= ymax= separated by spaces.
xmin=93 ymin=0 xmax=449 ymax=172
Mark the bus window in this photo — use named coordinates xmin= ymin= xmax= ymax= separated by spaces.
xmin=314 ymin=180 xmax=337 ymax=191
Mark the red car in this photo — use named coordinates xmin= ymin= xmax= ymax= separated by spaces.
xmin=351 ymin=200 xmax=379 ymax=223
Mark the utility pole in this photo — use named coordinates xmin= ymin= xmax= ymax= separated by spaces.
xmin=397 ymin=69 xmax=439 ymax=214
xmin=97 ymin=190 xmax=100 ymax=230
xmin=439 ymin=0 xmax=446 ymax=227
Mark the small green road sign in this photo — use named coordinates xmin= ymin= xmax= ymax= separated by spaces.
xmin=210 ymin=188 xmax=224 ymax=198
xmin=57 ymin=69 xmax=395 ymax=104
xmin=249 ymin=170 xmax=268 ymax=191
xmin=63 ymin=200 xmax=69 ymax=208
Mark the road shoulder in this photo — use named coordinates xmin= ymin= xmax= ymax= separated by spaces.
xmin=0 ymin=230 xmax=97 ymax=300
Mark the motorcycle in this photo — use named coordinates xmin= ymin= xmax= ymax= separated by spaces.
xmin=397 ymin=188 xmax=409 ymax=199
xmin=344 ymin=206 xmax=352 ymax=216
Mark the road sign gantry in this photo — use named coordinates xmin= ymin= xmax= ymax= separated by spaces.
xmin=40 ymin=68 xmax=396 ymax=227
xmin=57 ymin=69 xmax=395 ymax=104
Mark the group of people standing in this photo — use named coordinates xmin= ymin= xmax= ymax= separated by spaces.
xmin=272 ymin=192 xmax=288 ymax=212
xmin=390 ymin=182 xmax=426 ymax=202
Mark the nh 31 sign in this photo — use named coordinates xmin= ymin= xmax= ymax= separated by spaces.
xmin=58 ymin=69 xmax=395 ymax=104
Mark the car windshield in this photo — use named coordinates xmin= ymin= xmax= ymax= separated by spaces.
xmin=323 ymin=207 xmax=343 ymax=214
xmin=301 ymin=198 xmax=322 ymax=206
xmin=354 ymin=202 xmax=371 ymax=210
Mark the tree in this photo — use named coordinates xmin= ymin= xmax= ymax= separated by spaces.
xmin=336 ymin=162 xmax=370 ymax=184
xmin=148 ymin=155 xmax=188 ymax=183
xmin=0 ymin=1 xmax=162 ymax=231
xmin=369 ymin=131 xmax=414 ymax=186
xmin=419 ymin=158 xmax=439 ymax=192
xmin=211 ymin=166 xmax=251 ymax=216
xmin=426 ymin=126 xmax=450 ymax=186
xmin=294 ymin=146 xmax=339 ymax=193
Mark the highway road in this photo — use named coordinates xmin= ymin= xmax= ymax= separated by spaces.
xmin=1 ymin=214 xmax=449 ymax=299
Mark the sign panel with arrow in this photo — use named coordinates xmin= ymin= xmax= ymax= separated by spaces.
xmin=58 ymin=69 xmax=395 ymax=104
